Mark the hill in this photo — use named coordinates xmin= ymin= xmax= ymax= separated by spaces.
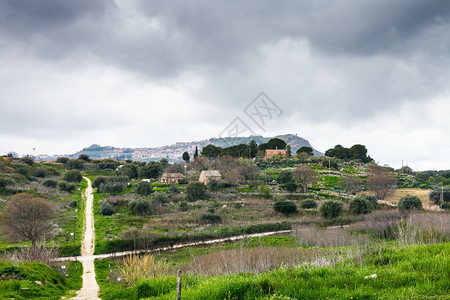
xmin=68 ymin=134 xmax=322 ymax=162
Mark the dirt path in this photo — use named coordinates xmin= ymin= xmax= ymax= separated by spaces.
xmin=71 ymin=177 xmax=100 ymax=300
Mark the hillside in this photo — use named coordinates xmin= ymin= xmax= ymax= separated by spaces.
xmin=67 ymin=134 xmax=322 ymax=162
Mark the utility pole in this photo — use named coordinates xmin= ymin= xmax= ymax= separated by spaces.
xmin=177 ymin=270 xmax=182 ymax=300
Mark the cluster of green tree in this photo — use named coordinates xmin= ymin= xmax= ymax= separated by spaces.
xmin=118 ymin=160 xmax=165 ymax=179
xmin=199 ymin=138 xmax=289 ymax=159
xmin=325 ymin=144 xmax=372 ymax=163
xmin=415 ymin=170 xmax=450 ymax=185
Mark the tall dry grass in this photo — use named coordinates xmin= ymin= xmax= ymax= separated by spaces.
xmin=181 ymin=247 xmax=328 ymax=276
xmin=292 ymin=226 xmax=371 ymax=247
xmin=397 ymin=212 xmax=450 ymax=245
xmin=119 ymin=254 xmax=170 ymax=285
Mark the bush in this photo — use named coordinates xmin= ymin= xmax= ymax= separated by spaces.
xmin=55 ymin=157 xmax=69 ymax=164
xmin=92 ymin=176 xmax=107 ymax=190
xmin=398 ymin=195 xmax=423 ymax=210
xmin=200 ymin=213 xmax=222 ymax=224
xmin=34 ymin=168 xmax=46 ymax=178
xmin=277 ymin=170 xmax=293 ymax=184
xmin=186 ymin=182 xmax=207 ymax=201
xmin=100 ymin=202 xmax=115 ymax=215
xmin=319 ymin=200 xmax=343 ymax=219
xmin=135 ymin=181 xmax=153 ymax=196
xmin=63 ymin=170 xmax=83 ymax=183
xmin=284 ymin=182 xmax=297 ymax=193
xmin=69 ymin=200 xmax=78 ymax=208
xmin=180 ymin=201 xmax=189 ymax=211
xmin=58 ymin=181 xmax=77 ymax=192
xmin=355 ymin=194 xmax=377 ymax=209
xmin=167 ymin=184 xmax=180 ymax=194
xmin=78 ymin=154 xmax=90 ymax=161
xmin=349 ymin=198 xmax=372 ymax=214
xmin=100 ymin=182 xmax=126 ymax=195
xmin=0 ymin=178 xmax=14 ymax=189
xmin=259 ymin=186 xmax=272 ymax=199
xmin=66 ymin=159 xmax=84 ymax=170
xmin=42 ymin=179 xmax=58 ymax=188
xmin=129 ymin=199 xmax=152 ymax=216
xmin=20 ymin=157 xmax=34 ymax=166
xmin=273 ymin=200 xmax=297 ymax=215
xmin=153 ymin=192 xmax=168 ymax=206
xmin=299 ymin=198 xmax=317 ymax=209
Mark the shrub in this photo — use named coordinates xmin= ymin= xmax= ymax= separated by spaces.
xmin=152 ymin=192 xmax=168 ymax=206
xmin=34 ymin=168 xmax=46 ymax=178
xmin=259 ymin=186 xmax=272 ymax=199
xmin=0 ymin=178 xmax=14 ymax=189
xmin=355 ymin=194 xmax=377 ymax=209
xmin=92 ymin=176 xmax=107 ymax=190
xmin=78 ymin=154 xmax=90 ymax=161
xmin=349 ymin=197 xmax=372 ymax=214
xmin=167 ymin=184 xmax=179 ymax=194
xmin=58 ymin=181 xmax=77 ymax=192
xmin=55 ymin=157 xmax=69 ymax=164
xmin=100 ymin=202 xmax=115 ymax=215
xmin=42 ymin=179 xmax=58 ymax=188
xmin=136 ymin=277 xmax=176 ymax=298
xmin=63 ymin=170 xmax=83 ymax=183
xmin=200 ymin=213 xmax=222 ymax=224
xmin=299 ymin=198 xmax=317 ymax=209
xmin=69 ymin=200 xmax=78 ymax=208
xmin=186 ymin=181 xmax=207 ymax=200
xmin=273 ymin=200 xmax=297 ymax=215
xmin=20 ymin=157 xmax=34 ymax=166
xmin=100 ymin=182 xmax=126 ymax=195
xmin=135 ymin=181 xmax=153 ymax=196
xmin=284 ymin=182 xmax=297 ymax=193
xmin=129 ymin=199 xmax=152 ymax=216
xmin=319 ymin=200 xmax=343 ymax=219
xmin=277 ymin=170 xmax=293 ymax=184
xmin=66 ymin=159 xmax=84 ymax=170
xmin=16 ymin=166 xmax=29 ymax=176
xmin=180 ymin=201 xmax=189 ymax=211
xmin=398 ymin=195 xmax=423 ymax=210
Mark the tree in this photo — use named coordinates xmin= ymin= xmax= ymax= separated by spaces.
xmin=194 ymin=146 xmax=199 ymax=161
xmin=182 ymin=151 xmax=190 ymax=163
xmin=63 ymin=170 xmax=83 ymax=183
xmin=92 ymin=176 xmax=107 ymax=191
xmin=100 ymin=202 xmax=115 ymax=215
xmin=286 ymin=145 xmax=292 ymax=158
xmin=135 ymin=181 xmax=153 ymax=196
xmin=319 ymin=200 xmax=342 ymax=219
xmin=248 ymin=140 xmax=258 ymax=158
xmin=224 ymin=169 xmax=244 ymax=188
xmin=119 ymin=164 xmax=138 ymax=179
xmin=258 ymin=138 xmax=286 ymax=151
xmin=78 ymin=154 xmax=90 ymax=161
xmin=292 ymin=165 xmax=318 ymax=192
xmin=0 ymin=193 xmax=54 ymax=248
xmin=129 ymin=199 xmax=152 ymax=216
xmin=366 ymin=164 xmax=396 ymax=199
xmin=201 ymin=144 xmax=222 ymax=158
xmin=186 ymin=181 xmax=207 ymax=201
xmin=207 ymin=179 xmax=220 ymax=192
xmin=55 ymin=157 xmax=69 ymax=164
xmin=349 ymin=197 xmax=373 ymax=214
xmin=398 ymin=195 xmax=423 ymax=211
xmin=296 ymin=146 xmax=313 ymax=156
xmin=138 ymin=162 xmax=161 ymax=179
xmin=277 ymin=170 xmax=293 ymax=184
xmin=66 ymin=159 xmax=84 ymax=170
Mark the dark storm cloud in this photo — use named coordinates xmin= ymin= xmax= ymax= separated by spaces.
xmin=1 ymin=0 xmax=450 ymax=77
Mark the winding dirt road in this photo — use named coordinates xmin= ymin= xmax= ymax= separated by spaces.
xmin=71 ymin=177 xmax=100 ymax=300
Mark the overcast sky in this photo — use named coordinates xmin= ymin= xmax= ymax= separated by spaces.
xmin=1 ymin=0 xmax=450 ymax=170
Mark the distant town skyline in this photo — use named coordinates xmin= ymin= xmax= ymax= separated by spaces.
xmin=1 ymin=0 xmax=450 ymax=171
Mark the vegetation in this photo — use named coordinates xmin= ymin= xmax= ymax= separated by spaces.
xmin=0 ymin=193 xmax=54 ymax=248
xmin=398 ymin=195 xmax=423 ymax=211
xmin=319 ymin=200 xmax=342 ymax=219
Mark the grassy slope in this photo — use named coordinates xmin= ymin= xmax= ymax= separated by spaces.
xmin=0 ymin=260 xmax=82 ymax=300
xmin=95 ymin=242 xmax=449 ymax=300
